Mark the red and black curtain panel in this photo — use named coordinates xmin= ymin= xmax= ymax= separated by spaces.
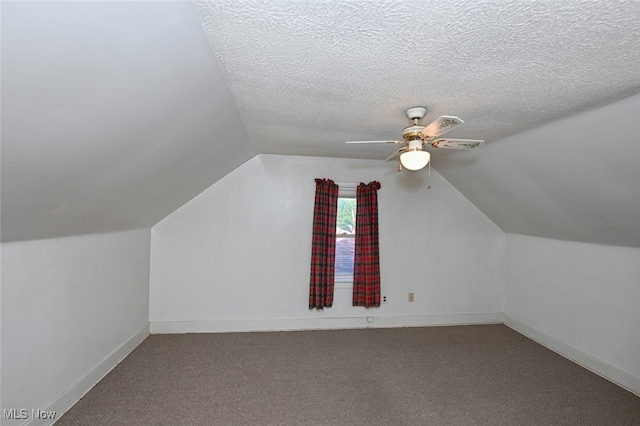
xmin=309 ymin=178 xmax=339 ymax=309
xmin=353 ymin=181 xmax=382 ymax=308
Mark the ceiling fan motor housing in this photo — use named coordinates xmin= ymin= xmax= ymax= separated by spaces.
xmin=402 ymin=125 xmax=426 ymax=140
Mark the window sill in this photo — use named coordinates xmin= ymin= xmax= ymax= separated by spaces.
xmin=334 ymin=278 xmax=353 ymax=289
xmin=334 ymin=283 xmax=352 ymax=290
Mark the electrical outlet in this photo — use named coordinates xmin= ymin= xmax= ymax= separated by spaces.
xmin=382 ymin=295 xmax=387 ymax=304
xmin=408 ymin=292 xmax=414 ymax=302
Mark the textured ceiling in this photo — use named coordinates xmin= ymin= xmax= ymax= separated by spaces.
xmin=197 ymin=0 xmax=640 ymax=247
xmin=2 ymin=1 xmax=640 ymax=247
xmin=198 ymin=0 xmax=640 ymax=157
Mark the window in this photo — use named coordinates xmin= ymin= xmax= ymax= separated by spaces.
xmin=335 ymin=187 xmax=356 ymax=284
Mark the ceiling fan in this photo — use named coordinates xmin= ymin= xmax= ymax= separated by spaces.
xmin=346 ymin=107 xmax=484 ymax=171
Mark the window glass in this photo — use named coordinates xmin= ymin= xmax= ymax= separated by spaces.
xmin=337 ymin=198 xmax=356 ymax=235
xmin=335 ymin=198 xmax=356 ymax=279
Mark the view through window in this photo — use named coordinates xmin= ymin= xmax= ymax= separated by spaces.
xmin=335 ymin=197 xmax=356 ymax=281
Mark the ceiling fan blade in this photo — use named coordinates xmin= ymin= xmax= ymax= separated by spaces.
xmin=345 ymin=140 xmax=403 ymax=144
xmin=430 ymin=138 xmax=485 ymax=150
xmin=420 ymin=116 xmax=463 ymax=139
xmin=385 ymin=148 xmax=406 ymax=161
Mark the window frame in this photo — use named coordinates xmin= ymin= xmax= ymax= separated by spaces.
xmin=334 ymin=184 xmax=357 ymax=288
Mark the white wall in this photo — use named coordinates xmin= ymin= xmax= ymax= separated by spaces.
xmin=1 ymin=229 xmax=150 ymax=425
xmin=150 ymin=154 xmax=504 ymax=332
xmin=504 ymin=233 xmax=640 ymax=393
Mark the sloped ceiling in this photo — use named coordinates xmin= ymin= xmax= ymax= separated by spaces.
xmin=2 ymin=1 xmax=640 ymax=247
xmin=1 ymin=1 xmax=256 ymax=242
xmin=438 ymin=94 xmax=640 ymax=247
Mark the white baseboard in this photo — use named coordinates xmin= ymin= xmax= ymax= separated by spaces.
xmin=503 ymin=314 xmax=640 ymax=397
xmin=28 ymin=325 xmax=150 ymax=426
xmin=150 ymin=313 xmax=503 ymax=334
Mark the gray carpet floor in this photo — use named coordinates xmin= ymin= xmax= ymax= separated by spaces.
xmin=56 ymin=325 xmax=640 ymax=425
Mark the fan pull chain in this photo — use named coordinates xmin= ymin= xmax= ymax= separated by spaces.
xmin=428 ymin=161 xmax=431 ymax=189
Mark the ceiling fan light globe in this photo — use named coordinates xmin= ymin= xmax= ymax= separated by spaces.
xmin=400 ymin=150 xmax=430 ymax=171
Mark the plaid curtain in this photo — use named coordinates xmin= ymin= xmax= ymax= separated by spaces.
xmin=353 ymin=181 xmax=382 ymax=308
xmin=309 ymin=178 xmax=339 ymax=309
